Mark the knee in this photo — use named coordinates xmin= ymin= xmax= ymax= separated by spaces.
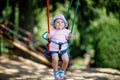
xmin=62 ymin=58 xmax=69 ymax=64
xmin=52 ymin=58 xmax=59 ymax=64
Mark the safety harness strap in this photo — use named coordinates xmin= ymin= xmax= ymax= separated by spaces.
xmin=42 ymin=31 xmax=71 ymax=45
xmin=50 ymin=49 xmax=68 ymax=56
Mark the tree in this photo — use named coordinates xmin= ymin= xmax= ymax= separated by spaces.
xmin=18 ymin=0 xmax=34 ymax=33
xmin=0 ymin=0 xmax=7 ymax=18
xmin=88 ymin=8 xmax=120 ymax=69
xmin=13 ymin=0 xmax=34 ymax=58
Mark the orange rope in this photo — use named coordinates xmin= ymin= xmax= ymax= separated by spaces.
xmin=46 ymin=0 xmax=50 ymax=53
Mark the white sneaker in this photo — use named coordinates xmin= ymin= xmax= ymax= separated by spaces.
xmin=54 ymin=74 xmax=60 ymax=80
xmin=59 ymin=69 xmax=65 ymax=79
xmin=54 ymin=70 xmax=60 ymax=80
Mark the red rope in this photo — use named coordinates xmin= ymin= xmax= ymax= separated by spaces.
xmin=0 ymin=24 xmax=5 ymax=33
xmin=5 ymin=22 xmax=12 ymax=33
xmin=46 ymin=0 xmax=50 ymax=53
xmin=0 ymin=19 xmax=6 ymax=33
xmin=27 ymin=33 xmax=32 ymax=43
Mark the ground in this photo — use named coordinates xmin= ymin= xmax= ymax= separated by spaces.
xmin=0 ymin=55 xmax=120 ymax=80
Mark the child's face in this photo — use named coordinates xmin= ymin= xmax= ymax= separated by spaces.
xmin=54 ymin=19 xmax=65 ymax=30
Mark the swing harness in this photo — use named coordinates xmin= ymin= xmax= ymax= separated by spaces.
xmin=42 ymin=31 xmax=71 ymax=56
xmin=42 ymin=0 xmax=80 ymax=57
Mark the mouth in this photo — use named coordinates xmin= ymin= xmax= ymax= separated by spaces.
xmin=56 ymin=28 xmax=61 ymax=30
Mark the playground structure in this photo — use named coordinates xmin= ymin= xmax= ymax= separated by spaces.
xmin=0 ymin=19 xmax=51 ymax=67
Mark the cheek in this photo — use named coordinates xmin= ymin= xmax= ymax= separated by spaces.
xmin=54 ymin=24 xmax=57 ymax=27
xmin=62 ymin=24 xmax=65 ymax=28
xmin=54 ymin=23 xmax=58 ymax=26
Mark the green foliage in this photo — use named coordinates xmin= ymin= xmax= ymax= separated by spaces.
xmin=34 ymin=7 xmax=48 ymax=45
xmin=2 ymin=2 xmax=12 ymax=18
xmin=88 ymin=8 xmax=120 ymax=69
xmin=0 ymin=39 xmax=12 ymax=54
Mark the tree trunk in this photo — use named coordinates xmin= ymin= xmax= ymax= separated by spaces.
xmin=18 ymin=0 xmax=34 ymax=58
xmin=0 ymin=0 xmax=7 ymax=18
xmin=18 ymin=0 xmax=34 ymax=33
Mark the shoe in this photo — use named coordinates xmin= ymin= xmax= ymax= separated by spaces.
xmin=54 ymin=74 xmax=60 ymax=80
xmin=54 ymin=70 xmax=60 ymax=80
xmin=59 ymin=69 xmax=65 ymax=79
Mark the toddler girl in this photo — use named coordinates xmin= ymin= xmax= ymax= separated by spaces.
xmin=47 ymin=14 xmax=71 ymax=80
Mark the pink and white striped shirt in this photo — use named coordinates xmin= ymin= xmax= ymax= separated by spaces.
xmin=49 ymin=28 xmax=70 ymax=51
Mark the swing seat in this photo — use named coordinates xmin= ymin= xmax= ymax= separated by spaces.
xmin=43 ymin=48 xmax=71 ymax=61
xmin=43 ymin=50 xmax=63 ymax=61
xmin=43 ymin=50 xmax=51 ymax=60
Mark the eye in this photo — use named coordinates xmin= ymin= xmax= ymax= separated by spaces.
xmin=57 ymin=21 xmax=59 ymax=23
xmin=61 ymin=21 xmax=64 ymax=23
xmin=56 ymin=21 xmax=59 ymax=23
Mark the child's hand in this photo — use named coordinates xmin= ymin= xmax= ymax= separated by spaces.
xmin=66 ymin=33 xmax=72 ymax=40
xmin=46 ymin=33 xmax=50 ymax=38
xmin=69 ymin=33 xmax=72 ymax=38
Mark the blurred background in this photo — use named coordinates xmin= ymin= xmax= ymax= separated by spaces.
xmin=0 ymin=0 xmax=120 ymax=69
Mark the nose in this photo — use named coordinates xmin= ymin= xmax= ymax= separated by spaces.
xmin=58 ymin=23 xmax=61 ymax=27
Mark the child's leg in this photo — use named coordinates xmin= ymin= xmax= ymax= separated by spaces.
xmin=61 ymin=53 xmax=69 ymax=70
xmin=59 ymin=53 xmax=69 ymax=79
xmin=51 ymin=54 xmax=60 ymax=80
xmin=51 ymin=53 xmax=59 ymax=70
